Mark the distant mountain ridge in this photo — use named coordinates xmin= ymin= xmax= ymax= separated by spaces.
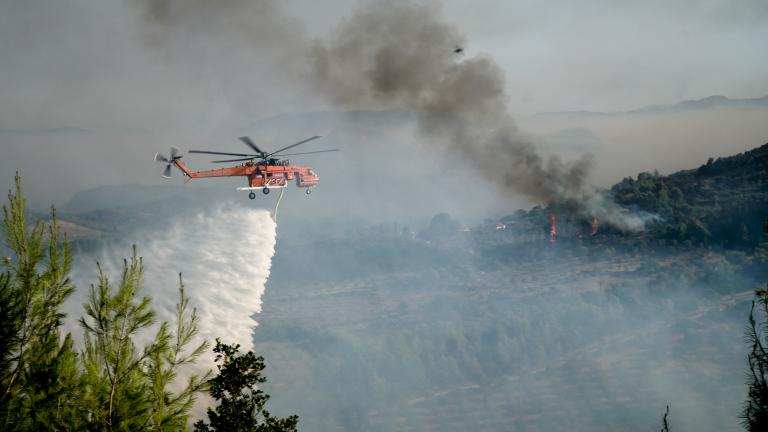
xmin=536 ymin=95 xmax=768 ymax=118
xmin=62 ymin=184 xmax=190 ymax=213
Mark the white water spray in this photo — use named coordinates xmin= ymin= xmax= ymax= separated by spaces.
xmin=143 ymin=206 xmax=277 ymax=351
xmin=69 ymin=204 xmax=277 ymax=355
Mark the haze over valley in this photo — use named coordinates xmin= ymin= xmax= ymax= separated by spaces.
xmin=1 ymin=1 xmax=767 ymax=431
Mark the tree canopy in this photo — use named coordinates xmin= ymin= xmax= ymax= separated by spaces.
xmin=0 ymin=175 xmax=296 ymax=431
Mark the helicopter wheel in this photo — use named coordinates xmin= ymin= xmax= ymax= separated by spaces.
xmin=306 ymin=188 xmax=312 ymax=195
xmin=248 ymin=192 xmax=256 ymax=200
xmin=262 ymin=187 xmax=270 ymax=195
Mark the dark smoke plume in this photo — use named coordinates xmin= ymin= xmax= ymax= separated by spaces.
xmin=308 ymin=1 xmax=607 ymax=221
xmin=135 ymin=0 xmax=644 ymax=229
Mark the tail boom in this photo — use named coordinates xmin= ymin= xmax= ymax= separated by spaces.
xmin=173 ymin=160 xmax=250 ymax=179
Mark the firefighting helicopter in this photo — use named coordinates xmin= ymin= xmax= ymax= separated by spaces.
xmin=154 ymin=135 xmax=337 ymax=199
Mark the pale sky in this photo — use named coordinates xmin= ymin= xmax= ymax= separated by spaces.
xmin=2 ymin=0 xmax=766 ymax=125
xmin=287 ymin=0 xmax=768 ymax=112
xmin=443 ymin=0 xmax=768 ymax=112
xmin=1 ymin=0 xmax=766 ymax=210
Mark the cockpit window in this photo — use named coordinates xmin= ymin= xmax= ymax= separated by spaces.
xmin=308 ymin=169 xmax=316 ymax=176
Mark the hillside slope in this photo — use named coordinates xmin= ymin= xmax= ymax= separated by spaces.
xmin=537 ymin=95 xmax=768 ymax=118
xmin=610 ymin=142 xmax=768 ymax=248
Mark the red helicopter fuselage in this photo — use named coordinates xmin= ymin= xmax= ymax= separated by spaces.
xmin=173 ymin=159 xmax=319 ymax=193
xmin=156 ymin=135 xmax=333 ymax=198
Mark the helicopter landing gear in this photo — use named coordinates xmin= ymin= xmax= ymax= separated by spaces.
xmin=248 ymin=192 xmax=256 ymax=200
xmin=262 ymin=187 xmax=270 ymax=195
xmin=306 ymin=188 xmax=312 ymax=195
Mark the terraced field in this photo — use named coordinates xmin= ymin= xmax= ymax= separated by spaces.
xmin=254 ymin=235 xmax=752 ymax=431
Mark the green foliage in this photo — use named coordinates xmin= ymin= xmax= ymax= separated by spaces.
xmin=79 ymin=248 xmax=211 ymax=431
xmin=610 ymin=143 xmax=768 ymax=248
xmin=742 ymin=220 xmax=768 ymax=431
xmin=0 ymin=175 xmax=218 ymax=431
xmin=742 ymin=285 xmax=768 ymax=431
xmin=144 ymin=276 xmax=211 ymax=430
xmin=0 ymin=173 xmax=80 ymax=430
xmin=79 ymin=249 xmax=159 ymax=430
xmin=417 ymin=213 xmax=461 ymax=241
xmin=754 ymin=219 xmax=768 ymax=265
xmin=194 ymin=340 xmax=298 ymax=432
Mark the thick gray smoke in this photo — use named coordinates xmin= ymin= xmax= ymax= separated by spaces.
xmin=307 ymin=2 xmax=653 ymax=228
xmin=310 ymin=2 xmax=595 ymax=205
xmin=134 ymin=0 xmax=640 ymax=229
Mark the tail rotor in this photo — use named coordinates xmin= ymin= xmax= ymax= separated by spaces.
xmin=154 ymin=146 xmax=182 ymax=178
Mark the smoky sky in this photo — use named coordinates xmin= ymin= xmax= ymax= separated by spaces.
xmin=0 ymin=0 xmax=766 ymax=217
xmin=134 ymin=0 xmax=630 ymax=227
xmin=307 ymin=2 xmax=596 ymax=207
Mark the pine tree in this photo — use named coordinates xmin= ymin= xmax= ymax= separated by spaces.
xmin=742 ymin=284 xmax=768 ymax=430
xmin=1 ymin=175 xmax=289 ymax=430
xmin=79 ymin=247 xmax=211 ymax=431
xmin=660 ymin=405 xmax=670 ymax=432
xmin=144 ymin=276 xmax=210 ymax=430
xmin=79 ymin=249 xmax=156 ymax=430
xmin=193 ymin=340 xmax=298 ymax=432
xmin=742 ymin=218 xmax=768 ymax=431
xmin=0 ymin=174 xmax=80 ymax=430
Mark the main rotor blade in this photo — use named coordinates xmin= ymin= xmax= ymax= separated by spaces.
xmin=211 ymin=157 xmax=257 ymax=163
xmin=154 ymin=153 xmax=169 ymax=163
xmin=189 ymin=150 xmax=253 ymax=157
xmin=162 ymin=164 xmax=172 ymax=178
xmin=266 ymin=135 xmax=322 ymax=158
xmin=170 ymin=146 xmax=181 ymax=160
xmin=277 ymin=149 xmax=339 ymax=156
xmin=239 ymin=136 xmax=265 ymax=155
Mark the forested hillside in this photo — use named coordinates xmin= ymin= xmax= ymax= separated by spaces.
xmin=611 ymin=142 xmax=768 ymax=248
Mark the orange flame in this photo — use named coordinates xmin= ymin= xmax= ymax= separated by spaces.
xmin=549 ymin=211 xmax=557 ymax=242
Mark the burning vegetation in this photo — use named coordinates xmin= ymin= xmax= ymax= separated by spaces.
xmin=547 ymin=209 xmax=599 ymax=243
